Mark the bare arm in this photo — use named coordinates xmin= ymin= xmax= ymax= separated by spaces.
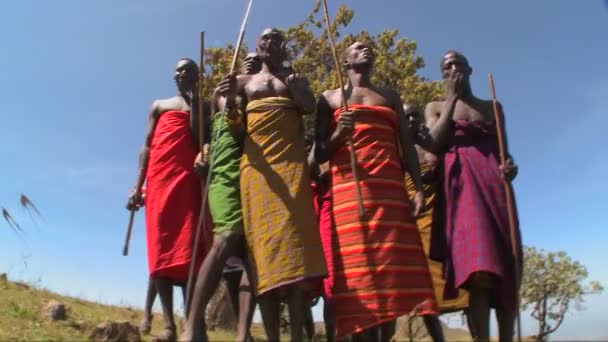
xmin=190 ymin=94 xmax=200 ymax=147
xmin=393 ymin=93 xmax=423 ymax=192
xmin=210 ymin=88 xmax=220 ymax=117
xmin=314 ymin=92 xmax=349 ymax=163
xmin=286 ymin=75 xmax=316 ymax=115
xmin=425 ymin=98 xmax=458 ymax=153
xmin=134 ymin=103 xmax=161 ymax=191
xmin=209 ymin=88 xmax=221 ymax=136
xmin=307 ymin=143 xmax=321 ymax=183
xmin=314 ymin=93 xmax=332 ymax=163
xmin=226 ymin=76 xmax=249 ymax=136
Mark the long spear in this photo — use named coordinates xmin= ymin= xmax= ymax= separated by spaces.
xmin=185 ymin=0 xmax=253 ymax=316
xmin=321 ymin=0 xmax=364 ymax=218
xmin=488 ymin=74 xmax=522 ymax=342
xmin=185 ymin=30 xmax=208 ymax=316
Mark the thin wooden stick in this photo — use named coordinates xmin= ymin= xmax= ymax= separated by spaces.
xmin=488 ymin=73 xmax=522 ymax=342
xmin=322 ymin=0 xmax=365 ymax=218
xmin=199 ymin=31 xmax=206 ymax=152
xmin=122 ymin=209 xmax=135 ymax=256
xmin=185 ymin=31 xmax=208 ymax=317
xmin=185 ymin=0 xmax=253 ymax=317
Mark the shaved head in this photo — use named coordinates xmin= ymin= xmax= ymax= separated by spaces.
xmin=342 ymin=41 xmax=374 ymax=70
xmin=441 ymin=50 xmax=469 ymax=70
xmin=256 ymin=28 xmax=286 ymax=64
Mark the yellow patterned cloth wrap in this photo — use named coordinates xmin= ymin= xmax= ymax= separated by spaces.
xmin=240 ymin=96 xmax=327 ymax=295
xmin=406 ymin=163 xmax=469 ymax=313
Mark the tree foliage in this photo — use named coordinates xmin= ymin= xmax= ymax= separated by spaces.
xmin=282 ymin=1 xmax=443 ymax=107
xmin=199 ymin=1 xmax=444 ymax=131
xmin=521 ymin=246 xmax=604 ymax=341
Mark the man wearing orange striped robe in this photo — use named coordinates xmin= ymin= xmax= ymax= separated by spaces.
xmin=314 ymin=41 xmax=437 ymax=341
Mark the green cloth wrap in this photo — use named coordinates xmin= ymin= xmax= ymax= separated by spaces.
xmin=209 ymin=111 xmax=244 ymax=235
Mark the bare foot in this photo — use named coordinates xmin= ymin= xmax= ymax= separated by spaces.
xmin=140 ymin=318 xmax=152 ymax=335
xmin=178 ymin=329 xmax=208 ymax=342
xmin=152 ymin=328 xmax=177 ymax=342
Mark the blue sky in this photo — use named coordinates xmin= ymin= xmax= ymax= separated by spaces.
xmin=1 ymin=0 xmax=607 ymax=339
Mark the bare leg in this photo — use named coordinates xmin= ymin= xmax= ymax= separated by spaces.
xmin=323 ymin=297 xmax=336 ymax=342
xmin=468 ymin=286 xmax=491 ymax=342
xmin=154 ymin=277 xmax=177 ymax=342
xmin=258 ymin=292 xmax=281 ymax=342
xmin=223 ymin=270 xmax=242 ymax=320
xmin=180 ymin=233 xmax=242 ymax=341
xmin=379 ymin=320 xmax=396 ymax=342
xmin=495 ymin=302 xmax=515 ymax=342
xmin=286 ymin=287 xmax=305 ymax=342
xmin=236 ymin=270 xmax=255 ymax=342
xmin=303 ymin=303 xmax=316 ymax=340
xmin=423 ymin=315 xmax=445 ymax=342
xmin=141 ymin=277 xmax=157 ymax=335
xmin=464 ymin=308 xmax=477 ymax=341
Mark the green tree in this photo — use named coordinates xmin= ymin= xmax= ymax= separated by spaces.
xmin=199 ymin=1 xmax=444 ymax=132
xmin=200 ymin=44 xmax=249 ymax=100
xmin=283 ymin=1 xmax=443 ymax=106
xmin=521 ymin=246 xmax=604 ymax=341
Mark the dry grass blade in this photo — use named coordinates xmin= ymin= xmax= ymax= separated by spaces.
xmin=19 ymin=193 xmax=44 ymax=223
xmin=2 ymin=207 xmax=21 ymax=231
xmin=2 ymin=207 xmax=24 ymax=237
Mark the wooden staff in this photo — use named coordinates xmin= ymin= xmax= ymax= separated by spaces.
xmin=199 ymin=31 xmax=206 ymax=153
xmin=185 ymin=31 xmax=207 ymax=316
xmin=488 ymin=74 xmax=522 ymax=342
xmin=185 ymin=0 xmax=253 ymax=316
xmin=122 ymin=209 xmax=135 ymax=256
xmin=321 ymin=0 xmax=365 ymax=218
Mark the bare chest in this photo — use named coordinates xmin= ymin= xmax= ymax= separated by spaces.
xmin=159 ymin=97 xmax=191 ymax=114
xmin=245 ymin=73 xmax=291 ymax=101
xmin=329 ymin=87 xmax=393 ymax=110
xmin=452 ymin=101 xmax=494 ymax=123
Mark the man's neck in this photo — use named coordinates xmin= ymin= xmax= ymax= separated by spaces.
xmin=347 ymin=67 xmax=372 ymax=88
xmin=459 ymin=85 xmax=477 ymax=104
xmin=261 ymin=59 xmax=282 ymax=75
xmin=177 ymin=90 xmax=192 ymax=104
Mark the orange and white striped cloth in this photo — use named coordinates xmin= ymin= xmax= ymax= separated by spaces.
xmin=328 ymin=105 xmax=437 ymax=338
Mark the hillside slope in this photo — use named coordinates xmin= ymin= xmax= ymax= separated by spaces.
xmin=0 ymin=274 xmax=473 ymax=341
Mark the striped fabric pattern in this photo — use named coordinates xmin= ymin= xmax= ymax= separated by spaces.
xmin=440 ymin=120 xmax=522 ymax=311
xmin=240 ymin=97 xmax=327 ymax=296
xmin=405 ymin=163 xmax=469 ymax=313
xmin=329 ymin=105 xmax=437 ymax=338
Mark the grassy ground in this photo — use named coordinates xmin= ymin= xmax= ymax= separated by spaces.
xmin=0 ymin=274 xmax=286 ymax=341
xmin=0 ymin=274 xmax=477 ymax=341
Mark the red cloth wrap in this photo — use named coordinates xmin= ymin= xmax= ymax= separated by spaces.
xmin=311 ymin=179 xmax=334 ymax=302
xmin=145 ymin=110 xmax=211 ymax=283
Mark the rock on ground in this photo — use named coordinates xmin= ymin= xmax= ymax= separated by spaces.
xmin=39 ymin=299 xmax=68 ymax=321
xmin=89 ymin=320 xmax=141 ymax=342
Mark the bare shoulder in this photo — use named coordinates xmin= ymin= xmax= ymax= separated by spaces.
xmin=237 ymin=74 xmax=253 ymax=87
xmin=382 ymin=87 xmax=402 ymax=107
xmin=423 ymin=101 xmax=443 ymax=123
xmin=151 ymin=96 xmax=183 ymax=117
xmin=322 ymin=88 xmax=341 ymax=110
xmin=425 ymin=101 xmax=444 ymax=114
xmin=478 ymin=98 xmax=502 ymax=117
